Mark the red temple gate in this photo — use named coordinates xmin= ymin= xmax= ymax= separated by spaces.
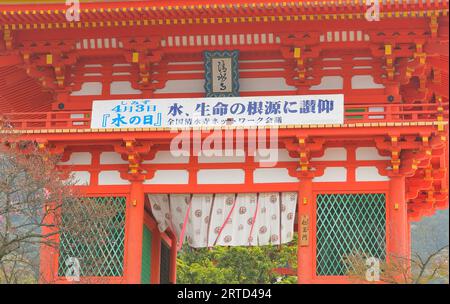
xmin=0 ymin=0 xmax=448 ymax=284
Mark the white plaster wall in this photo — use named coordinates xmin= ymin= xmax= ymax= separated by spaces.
xmin=197 ymin=169 xmax=245 ymax=184
xmin=58 ymin=152 xmax=92 ymax=165
xmin=98 ymin=171 xmax=130 ymax=185
xmin=110 ymin=81 xmax=142 ymax=95
xmin=70 ymin=113 xmax=86 ymax=126
xmin=154 ymin=79 xmax=205 ymax=93
xmin=368 ymin=107 xmax=385 ymax=119
xmin=353 ymin=57 xmax=373 ymax=61
xmin=112 ymin=63 xmax=131 ymax=68
xmin=142 ymin=151 xmax=190 ymax=164
xmin=254 ymin=149 xmax=297 ymax=162
xmin=70 ymin=113 xmax=84 ymax=119
xmin=71 ymin=82 xmax=102 ymax=96
xmin=351 ymin=75 xmax=384 ymax=89
xmin=313 ymin=167 xmax=347 ymax=182
xmin=239 ymin=78 xmax=295 ymax=91
xmin=310 ymin=76 xmax=343 ymax=90
xmin=144 ymin=170 xmax=189 ymax=184
xmin=356 ymin=147 xmax=390 ymax=161
xmin=197 ymin=149 xmax=245 ymax=163
xmin=84 ymin=64 xmax=102 ymax=68
xmin=155 ymin=77 xmax=296 ymax=94
xmin=355 ymin=167 xmax=389 ymax=181
xmin=253 ymin=168 xmax=298 ymax=183
xmin=70 ymin=171 xmax=90 ymax=186
xmin=100 ymin=152 xmax=128 ymax=164
xmin=311 ymin=147 xmax=347 ymax=161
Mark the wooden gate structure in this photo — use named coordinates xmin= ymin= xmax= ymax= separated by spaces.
xmin=0 ymin=0 xmax=448 ymax=284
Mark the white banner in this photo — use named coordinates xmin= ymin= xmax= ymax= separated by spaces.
xmin=90 ymin=94 xmax=344 ymax=129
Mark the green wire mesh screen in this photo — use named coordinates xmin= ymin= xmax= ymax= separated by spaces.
xmin=316 ymin=193 xmax=386 ymax=276
xmin=58 ymin=196 xmax=126 ymax=277
xmin=141 ymin=225 xmax=152 ymax=284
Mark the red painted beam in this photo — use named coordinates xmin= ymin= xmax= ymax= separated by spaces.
xmin=0 ymin=1 xmax=447 ymax=25
xmin=0 ymin=54 xmax=21 ymax=67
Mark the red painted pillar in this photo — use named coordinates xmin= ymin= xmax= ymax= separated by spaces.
xmin=39 ymin=203 xmax=58 ymax=283
xmin=385 ymin=83 xmax=401 ymax=120
xmin=388 ymin=175 xmax=409 ymax=262
xmin=169 ymin=235 xmax=178 ymax=284
xmin=297 ymin=176 xmax=314 ymax=284
xmin=151 ymin=232 xmax=161 ymax=284
xmin=125 ymin=181 xmax=145 ymax=284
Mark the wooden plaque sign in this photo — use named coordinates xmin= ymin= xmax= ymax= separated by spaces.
xmin=204 ymin=50 xmax=240 ymax=97
xmin=299 ymin=215 xmax=310 ymax=247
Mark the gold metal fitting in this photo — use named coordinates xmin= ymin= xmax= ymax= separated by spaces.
xmin=385 ymin=44 xmax=392 ymax=55
xmin=46 ymin=54 xmax=53 ymax=65
xmin=132 ymin=52 xmax=139 ymax=63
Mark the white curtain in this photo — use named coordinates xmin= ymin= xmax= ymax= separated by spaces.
xmin=148 ymin=192 xmax=297 ymax=248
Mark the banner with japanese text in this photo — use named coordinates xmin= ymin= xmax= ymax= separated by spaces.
xmin=90 ymin=94 xmax=344 ymax=129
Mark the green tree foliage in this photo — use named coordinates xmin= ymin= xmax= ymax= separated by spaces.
xmin=177 ymin=234 xmax=298 ymax=284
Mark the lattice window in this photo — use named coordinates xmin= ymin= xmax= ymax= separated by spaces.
xmin=141 ymin=225 xmax=152 ymax=284
xmin=316 ymin=193 xmax=386 ymax=276
xmin=58 ymin=196 xmax=126 ymax=277
xmin=160 ymin=241 xmax=171 ymax=284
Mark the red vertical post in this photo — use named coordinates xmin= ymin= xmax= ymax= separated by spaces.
xmin=169 ymin=234 xmax=178 ymax=284
xmin=125 ymin=181 xmax=145 ymax=284
xmin=388 ymin=175 xmax=409 ymax=262
xmin=39 ymin=203 xmax=58 ymax=283
xmin=151 ymin=232 xmax=161 ymax=284
xmin=385 ymin=84 xmax=400 ymax=121
xmin=45 ymin=112 xmax=51 ymax=129
xmin=297 ymin=176 xmax=314 ymax=284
